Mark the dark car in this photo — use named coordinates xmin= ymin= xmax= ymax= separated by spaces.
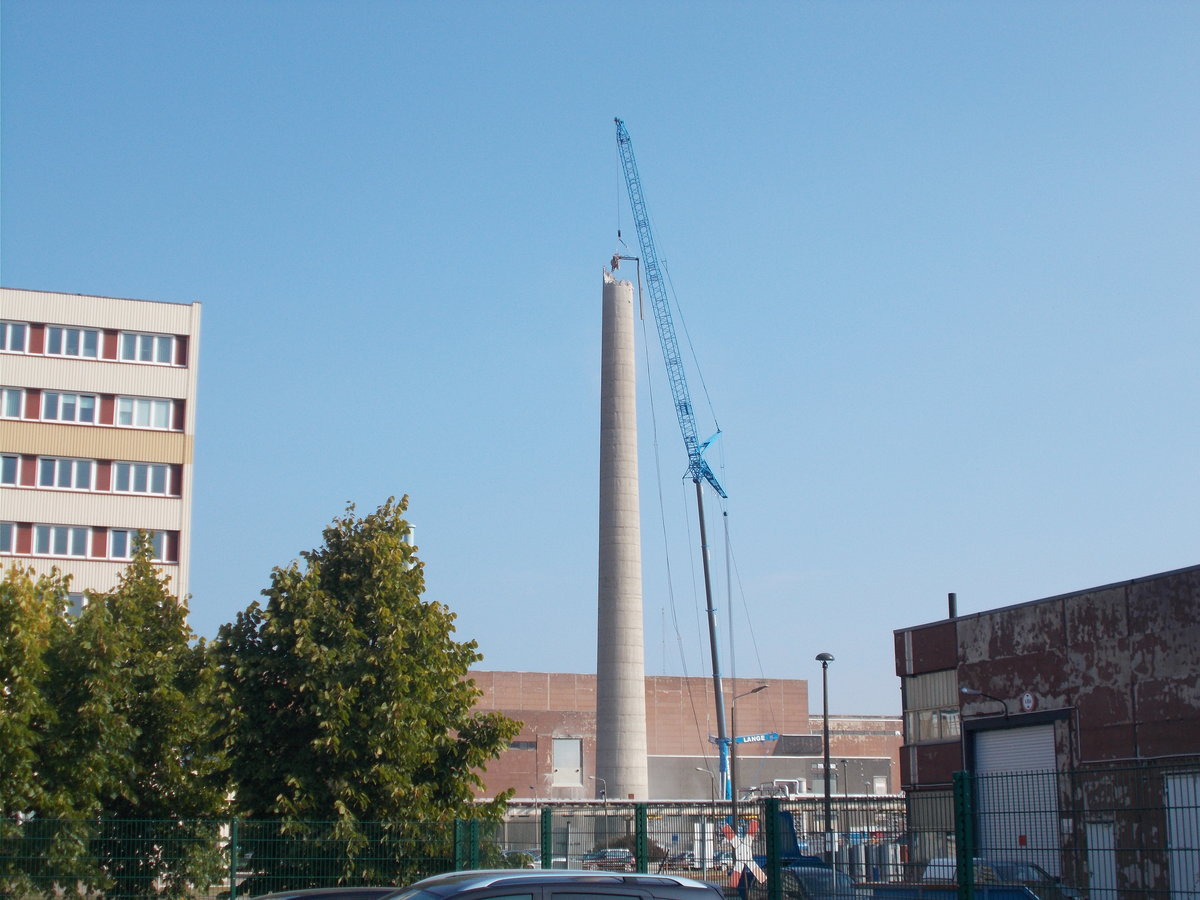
xmin=772 ymin=867 xmax=870 ymax=900
xmin=581 ymin=849 xmax=637 ymax=872
xmin=990 ymin=860 xmax=1082 ymax=900
xmin=393 ymin=869 xmax=725 ymax=900
xmin=252 ymin=889 xmax=409 ymax=900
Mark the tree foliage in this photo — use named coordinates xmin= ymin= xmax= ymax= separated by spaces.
xmin=0 ymin=537 xmax=227 ymax=897
xmin=215 ymin=497 xmax=520 ymax=886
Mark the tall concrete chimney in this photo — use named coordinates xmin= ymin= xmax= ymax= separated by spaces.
xmin=595 ymin=269 xmax=649 ymax=800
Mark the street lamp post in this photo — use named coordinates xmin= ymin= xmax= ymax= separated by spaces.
xmin=816 ymin=653 xmax=835 ymax=864
xmin=730 ymin=684 xmax=769 ymax=839
xmin=695 ymin=767 xmax=716 ymax=867
xmin=590 ymin=776 xmax=608 ymax=848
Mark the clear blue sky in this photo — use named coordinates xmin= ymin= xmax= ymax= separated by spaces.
xmin=3 ymin=2 xmax=1197 ymax=717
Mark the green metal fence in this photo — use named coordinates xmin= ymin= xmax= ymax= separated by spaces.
xmin=3 ymin=768 xmax=1196 ymax=900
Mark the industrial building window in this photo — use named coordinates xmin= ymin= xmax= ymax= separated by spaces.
xmin=2 ymin=388 xmax=24 ymax=418
xmin=551 ymin=738 xmax=582 ymax=787
xmin=903 ymin=670 xmax=961 ymax=744
xmin=42 ymin=391 xmax=97 ymax=424
xmin=109 ymin=529 xmax=169 ymax=562
xmin=113 ymin=461 xmax=170 ymax=495
xmin=0 ymin=523 xmax=14 ymax=553
xmin=33 ymin=524 xmax=91 ymax=558
xmin=45 ymin=325 xmax=100 ymax=358
xmin=1 ymin=455 xmax=17 ymax=485
xmin=1 ymin=322 xmax=27 ymax=352
xmin=38 ymin=457 xmax=94 ymax=491
xmin=116 ymin=396 xmax=173 ymax=430
xmin=120 ymin=332 xmax=176 ymax=364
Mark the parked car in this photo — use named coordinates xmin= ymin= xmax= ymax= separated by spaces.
xmin=660 ymin=851 xmax=700 ymax=870
xmin=990 ymin=860 xmax=1082 ymax=900
xmin=920 ymin=858 xmax=1080 ymax=900
xmin=393 ymin=869 xmax=724 ymax=900
xmin=920 ymin=857 xmax=998 ymax=884
xmin=582 ymin=848 xmax=637 ymax=871
xmin=500 ymin=848 xmax=539 ymax=868
xmin=252 ymin=889 xmax=409 ymax=900
xmin=773 ymin=866 xmax=870 ymax=900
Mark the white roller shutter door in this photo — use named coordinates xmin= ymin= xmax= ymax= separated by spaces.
xmin=974 ymin=725 xmax=1060 ymax=875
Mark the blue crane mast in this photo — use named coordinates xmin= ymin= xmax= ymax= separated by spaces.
xmin=613 ymin=117 xmax=734 ymax=801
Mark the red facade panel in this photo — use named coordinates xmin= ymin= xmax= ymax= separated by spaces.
xmin=96 ymin=460 xmax=112 ymax=492
xmin=102 ymin=331 xmax=119 ymax=360
xmin=24 ymin=389 xmax=40 ymax=419
xmin=902 ymin=621 xmax=957 ymax=675
xmin=28 ymin=324 xmax=44 ymax=355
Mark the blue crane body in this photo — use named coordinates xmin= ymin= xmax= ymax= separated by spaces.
xmin=613 ymin=118 xmax=736 ymax=801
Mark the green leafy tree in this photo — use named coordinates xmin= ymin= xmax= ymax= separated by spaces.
xmin=0 ymin=565 xmax=68 ymax=818
xmin=0 ymin=565 xmax=70 ymax=893
xmin=216 ymin=497 xmax=520 ymax=888
xmin=34 ymin=536 xmax=229 ymax=897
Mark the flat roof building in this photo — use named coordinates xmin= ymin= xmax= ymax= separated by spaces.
xmin=1 ymin=287 xmax=201 ymax=604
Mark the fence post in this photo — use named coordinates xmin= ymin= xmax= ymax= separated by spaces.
xmin=763 ymin=798 xmax=782 ymax=900
xmin=229 ymin=818 xmax=238 ymax=900
xmin=540 ymin=807 xmax=553 ymax=869
xmin=953 ymin=770 xmax=975 ymax=900
xmin=454 ymin=819 xmax=465 ymax=870
xmin=635 ymin=803 xmax=648 ymax=873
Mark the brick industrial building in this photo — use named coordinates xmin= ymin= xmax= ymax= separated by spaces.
xmin=470 ymin=670 xmax=901 ymax=802
xmin=894 ymin=564 xmax=1200 ymax=896
xmin=0 ymin=287 xmax=201 ymax=604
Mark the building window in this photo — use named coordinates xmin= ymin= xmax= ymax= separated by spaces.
xmin=1 ymin=455 xmax=17 ymax=486
xmin=38 ymin=457 xmax=94 ymax=491
xmin=903 ymin=670 xmax=962 ymax=744
xmin=45 ymin=325 xmax=100 ymax=358
xmin=551 ymin=738 xmax=582 ymax=787
xmin=42 ymin=391 xmax=97 ymax=424
xmin=1 ymin=322 xmax=28 ymax=352
xmin=2 ymin=387 xmax=24 ymax=419
xmin=109 ymin=529 xmax=168 ymax=561
xmin=116 ymin=396 xmax=173 ymax=430
xmin=0 ymin=523 xmax=14 ymax=553
xmin=119 ymin=332 xmax=175 ymax=364
xmin=33 ymin=524 xmax=90 ymax=557
xmin=112 ymin=461 xmax=170 ymax=495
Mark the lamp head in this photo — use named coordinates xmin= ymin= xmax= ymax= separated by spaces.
xmin=816 ymin=652 xmax=834 ymax=663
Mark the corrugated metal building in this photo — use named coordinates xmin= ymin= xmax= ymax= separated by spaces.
xmin=1 ymin=287 xmax=201 ymax=603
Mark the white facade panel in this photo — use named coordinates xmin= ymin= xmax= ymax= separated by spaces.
xmin=9 ymin=558 xmax=184 ymax=598
xmin=3 ymin=355 xmax=192 ymax=399
xmin=0 ymin=487 xmax=183 ymax=530
xmin=0 ymin=288 xmax=199 ymax=335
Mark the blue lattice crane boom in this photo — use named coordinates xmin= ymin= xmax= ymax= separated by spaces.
xmin=614 ymin=117 xmax=726 ymax=500
xmin=614 ymin=117 xmax=734 ymax=803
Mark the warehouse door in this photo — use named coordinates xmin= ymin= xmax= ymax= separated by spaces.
xmin=974 ymin=724 xmax=1060 ymax=875
xmin=1166 ymin=772 xmax=1200 ymax=899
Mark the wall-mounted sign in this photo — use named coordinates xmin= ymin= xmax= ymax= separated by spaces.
xmin=1021 ymin=692 xmax=1036 ymax=712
